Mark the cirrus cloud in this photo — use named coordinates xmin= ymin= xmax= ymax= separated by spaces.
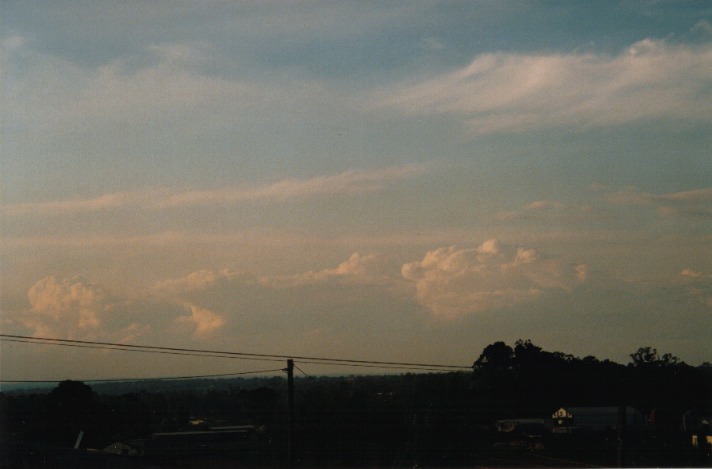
xmin=603 ymin=187 xmax=712 ymax=219
xmin=3 ymin=165 xmax=424 ymax=217
xmin=375 ymin=38 xmax=712 ymax=135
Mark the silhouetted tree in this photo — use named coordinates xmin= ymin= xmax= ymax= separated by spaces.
xmin=630 ymin=347 xmax=682 ymax=368
xmin=473 ymin=341 xmax=514 ymax=371
xmin=45 ymin=380 xmax=100 ymax=446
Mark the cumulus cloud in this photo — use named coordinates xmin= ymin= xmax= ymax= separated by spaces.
xmin=375 ymin=38 xmax=712 ymax=134
xmin=681 ymin=268 xmax=702 ymax=278
xmin=25 ymin=276 xmax=107 ymax=334
xmin=177 ymin=305 xmax=225 ymax=338
xmin=286 ymin=252 xmax=399 ymax=287
xmin=155 ymin=252 xmax=405 ymax=312
xmin=677 ymin=268 xmax=712 ymax=314
xmin=401 ymin=239 xmax=586 ymax=319
xmin=4 ymin=275 xmax=215 ymax=342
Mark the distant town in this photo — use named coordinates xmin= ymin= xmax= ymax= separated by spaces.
xmin=1 ymin=340 xmax=710 ymax=468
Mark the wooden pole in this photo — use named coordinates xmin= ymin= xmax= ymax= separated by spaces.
xmin=617 ymin=406 xmax=627 ymax=468
xmin=287 ymin=359 xmax=295 ymax=467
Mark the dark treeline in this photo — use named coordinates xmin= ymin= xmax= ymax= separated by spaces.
xmin=472 ymin=340 xmax=711 ymax=419
xmin=1 ymin=340 xmax=711 ymax=467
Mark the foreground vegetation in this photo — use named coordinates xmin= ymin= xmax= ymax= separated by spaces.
xmin=1 ymin=340 xmax=710 ymax=467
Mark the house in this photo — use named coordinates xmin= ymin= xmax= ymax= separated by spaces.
xmin=551 ymin=406 xmax=645 ymax=434
xmin=143 ymin=424 xmax=269 ymax=466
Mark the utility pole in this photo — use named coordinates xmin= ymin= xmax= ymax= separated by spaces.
xmin=617 ymin=405 xmax=627 ymax=468
xmin=287 ymin=359 xmax=295 ymax=467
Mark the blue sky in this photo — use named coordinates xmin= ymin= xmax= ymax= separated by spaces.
xmin=1 ymin=1 xmax=711 ymax=380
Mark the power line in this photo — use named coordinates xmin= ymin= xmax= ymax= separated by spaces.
xmin=0 ymin=368 xmax=286 ymax=384
xmin=1 ymin=337 xmax=285 ymax=363
xmin=293 ymin=363 xmax=310 ymax=378
xmin=294 ymin=359 xmax=466 ymax=373
xmin=0 ymin=334 xmax=472 ymax=371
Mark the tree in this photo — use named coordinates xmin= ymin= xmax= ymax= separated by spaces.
xmin=45 ymin=380 xmax=99 ymax=446
xmin=629 ymin=347 xmax=682 ymax=367
xmin=473 ymin=341 xmax=513 ymax=371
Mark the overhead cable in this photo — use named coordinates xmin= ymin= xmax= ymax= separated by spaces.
xmin=0 ymin=334 xmax=472 ymax=370
xmin=0 ymin=368 xmax=287 ymax=384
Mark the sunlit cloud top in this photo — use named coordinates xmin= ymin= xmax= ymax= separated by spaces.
xmin=2 ymin=1 xmax=711 ymax=379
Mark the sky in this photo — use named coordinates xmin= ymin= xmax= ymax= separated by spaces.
xmin=1 ymin=1 xmax=711 ymax=381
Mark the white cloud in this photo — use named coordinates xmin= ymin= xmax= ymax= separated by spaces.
xmin=154 ymin=252 xmax=406 ymax=311
xmin=681 ymin=268 xmax=702 ymax=278
xmin=604 ymin=187 xmax=712 ymax=219
xmin=691 ymin=20 xmax=712 ymax=39
xmin=401 ymin=239 xmax=586 ymax=319
xmin=375 ymin=39 xmax=712 ymax=134
xmin=2 ymin=250 xmax=710 ymax=371
xmin=677 ymin=269 xmax=712 ymax=315
xmin=495 ymin=199 xmax=602 ymax=225
xmin=287 ymin=252 xmax=399 ymax=287
xmin=26 ymin=276 xmax=107 ymax=331
xmin=2 ymin=189 xmax=165 ymax=216
xmin=2 ymin=37 xmax=355 ymax=159
xmin=4 ymin=42 xmax=255 ymax=131
xmin=3 ymin=165 xmax=423 ymax=216
xmin=154 ymin=269 xmax=243 ymax=294
xmin=177 ymin=305 xmax=225 ymax=339
xmin=153 ymin=165 xmax=424 ymax=209
xmin=524 ymin=200 xmax=565 ymax=211
xmin=4 ymin=275 xmax=208 ymax=342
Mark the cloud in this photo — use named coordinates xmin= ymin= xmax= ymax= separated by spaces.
xmin=4 ymin=275 xmax=214 ymax=342
xmin=603 ymin=187 xmax=712 ymax=219
xmin=375 ymin=38 xmax=712 ymax=134
xmin=681 ymin=268 xmax=702 ymax=278
xmin=495 ymin=199 xmax=603 ymax=224
xmin=153 ymin=165 xmax=424 ymax=209
xmin=153 ymin=268 xmax=246 ymax=294
xmin=3 ymin=165 xmax=423 ymax=216
xmin=286 ymin=253 xmax=400 ymax=287
xmin=177 ymin=305 xmax=225 ymax=339
xmin=4 ymin=41 xmax=255 ymax=131
xmin=2 ymin=190 xmax=165 ymax=216
xmin=677 ymin=268 xmax=712 ymax=314
xmin=2 ymin=250 xmax=709 ymax=370
xmin=401 ymin=239 xmax=586 ymax=319
xmin=524 ymin=200 xmax=565 ymax=211
xmin=1 ymin=35 xmax=27 ymax=59
xmin=26 ymin=276 xmax=107 ymax=332
xmin=691 ymin=20 xmax=712 ymax=39
xmin=154 ymin=252 xmax=407 ymax=314
xmin=2 ymin=37 xmax=355 ymax=157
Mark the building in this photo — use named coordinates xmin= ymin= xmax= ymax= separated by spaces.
xmin=551 ymin=407 xmax=645 ymax=434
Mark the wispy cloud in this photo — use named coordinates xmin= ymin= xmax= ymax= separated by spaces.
xmin=375 ymin=38 xmax=712 ymax=135
xmin=3 ymin=165 xmax=424 ymax=216
xmin=604 ymin=187 xmax=712 ymax=219
xmin=154 ymin=165 xmax=424 ymax=209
